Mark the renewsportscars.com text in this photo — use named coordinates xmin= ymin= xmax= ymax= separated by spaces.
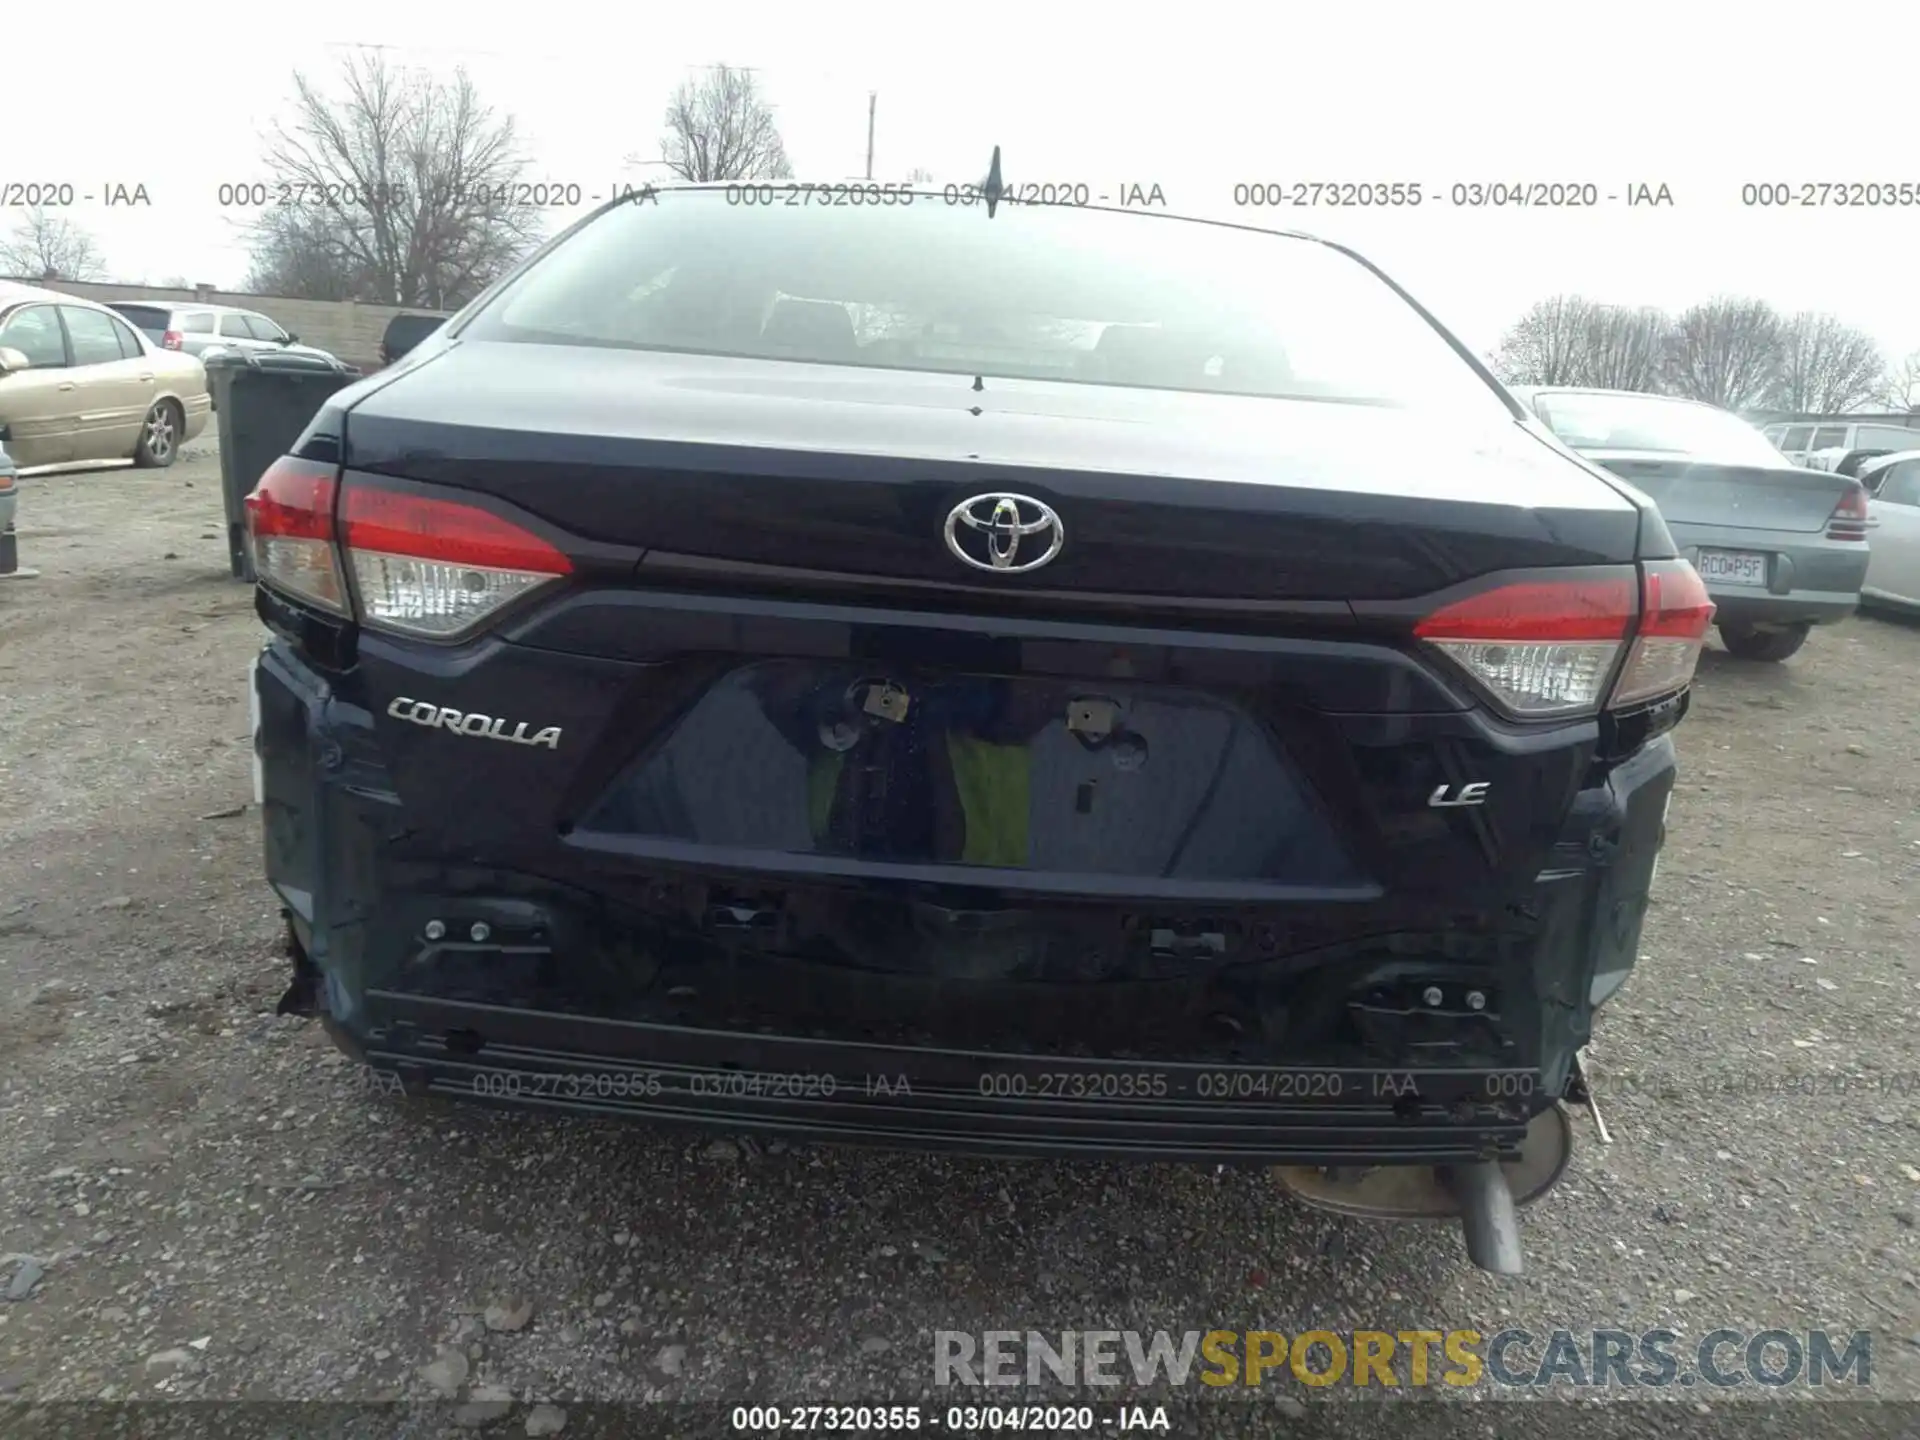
xmin=934 ymin=1328 xmax=1872 ymax=1389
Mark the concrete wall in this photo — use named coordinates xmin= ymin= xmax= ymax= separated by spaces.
xmin=5 ymin=277 xmax=453 ymax=372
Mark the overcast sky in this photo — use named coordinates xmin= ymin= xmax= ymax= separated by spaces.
xmin=9 ymin=0 xmax=1920 ymax=361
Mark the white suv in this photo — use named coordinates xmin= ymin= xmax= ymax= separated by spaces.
xmin=1764 ymin=420 xmax=1920 ymax=466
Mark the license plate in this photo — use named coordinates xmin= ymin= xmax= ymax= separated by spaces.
xmin=1695 ymin=549 xmax=1768 ymax=587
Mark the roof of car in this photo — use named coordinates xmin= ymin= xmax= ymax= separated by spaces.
xmin=109 ymin=299 xmax=252 ymax=313
xmin=0 ymin=279 xmax=84 ymax=305
xmin=1859 ymin=448 xmax=1920 ymax=474
xmin=0 ymin=280 xmax=132 ymax=315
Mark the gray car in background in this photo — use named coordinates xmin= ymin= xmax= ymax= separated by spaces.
xmin=106 ymin=302 xmax=351 ymax=370
xmin=1514 ymin=387 xmax=1871 ymax=661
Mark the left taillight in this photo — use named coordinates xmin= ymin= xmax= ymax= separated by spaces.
xmin=243 ymin=457 xmax=348 ymax=614
xmin=244 ymin=466 xmax=573 ymax=639
xmin=340 ymin=482 xmax=572 ymax=638
xmin=1826 ymin=483 xmax=1871 ymax=541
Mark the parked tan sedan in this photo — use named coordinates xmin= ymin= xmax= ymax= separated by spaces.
xmin=0 ymin=281 xmax=211 ymax=469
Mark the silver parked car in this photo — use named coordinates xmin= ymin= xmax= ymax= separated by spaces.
xmin=1514 ymin=387 xmax=1871 ymax=661
xmin=0 ymin=438 xmax=17 ymax=572
xmin=105 ymin=301 xmax=350 ymax=370
xmin=1856 ymin=449 xmax=1920 ymax=614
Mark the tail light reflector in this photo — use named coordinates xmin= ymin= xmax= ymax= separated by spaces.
xmin=1826 ymin=483 xmax=1871 ymax=541
xmin=1414 ymin=575 xmax=1635 ymax=714
xmin=243 ymin=458 xmax=347 ymax=614
xmin=161 ymin=330 xmax=183 ymax=350
xmin=340 ymin=484 xmax=572 ymax=638
xmin=1611 ymin=560 xmax=1714 ymax=707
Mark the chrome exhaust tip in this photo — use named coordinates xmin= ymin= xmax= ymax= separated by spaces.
xmin=1271 ymin=1104 xmax=1574 ymax=1275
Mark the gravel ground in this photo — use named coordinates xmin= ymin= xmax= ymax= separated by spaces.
xmin=2 ymin=444 xmax=1919 ymax=1437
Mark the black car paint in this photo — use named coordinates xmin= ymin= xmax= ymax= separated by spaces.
xmin=254 ymin=209 xmax=1681 ymax=1164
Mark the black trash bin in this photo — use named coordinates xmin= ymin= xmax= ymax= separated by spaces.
xmin=207 ymin=350 xmax=359 ymax=581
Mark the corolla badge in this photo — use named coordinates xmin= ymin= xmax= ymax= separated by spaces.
xmin=944 ymin=493 xmax=1064 ymax=574
xmin=388 ymin=697 xmax=562 ymax=750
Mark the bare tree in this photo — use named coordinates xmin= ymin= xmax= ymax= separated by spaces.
xmin=247 ymin=50 xmax=544 ymax=308
xmin=1661 ymin=298 xmax=1785 ymax=409
xmin=642 ymin=64 xmax=792 ymax=182
xmin=1769 ymin=312 xmax=1885 ymax=413
xmin=908 ymin=166 xmax=935 ymax=184
xmin=0 ymin=208 xmax=107 ymax=281
xmin=1877 ymin=351 xmax=1920 ymax=412
xmin=1581 ymin=306 xmax=1671 ymax=392
xmin=1489 ymin=295 xmax=1601 ymax=386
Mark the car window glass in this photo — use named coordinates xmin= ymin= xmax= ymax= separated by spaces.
xmin=106 ymin=314 xmax=145 ymax=359
xmin=247 ymin=314 xmax=287 ymax=342
xmin=218 ymin=313 xmax=255 ymax=338
xmin=464 ymin=191 xmax=1514 ymax=414
xmin=1531 ymin=393 xmax=1786 ymax=466
xmin=1864 ymin=428 xmax=1920 ymax=451
xmin=61 ymin=307 xmax=130 ymax=366
xmin=1880 ymin=461 xmax=1920 ymax=507
xmin=178 ymin=313 xmax=215 ymax=334
xmin=0 ymin=305 xmax=67 ymax=368
xmin=1810 ymin=426 xmax=1848 ymax=448
xmin=1779 ymin=427 xmax=1812 ymax=449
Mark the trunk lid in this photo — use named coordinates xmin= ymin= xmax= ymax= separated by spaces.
xmin=1578 ymin=450 xmax=1850 ymax=534
xmin=339 ymin=343 xmax=1642 ymax=604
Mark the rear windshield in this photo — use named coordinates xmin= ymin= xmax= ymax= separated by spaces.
xmin=109 ymin=304 xmax=172 ymax=338
xmin=458 ymin=189 xmax=1508 ymax=412
xmin=1532 ymin=392 xmax=1787 ymax=467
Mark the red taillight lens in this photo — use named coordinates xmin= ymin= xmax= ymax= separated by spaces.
xmin=243 ymin=458 xmax=347 ymax=613
xmin=340 ymin=483 xmax=572 ymax=638
xmin=161 ymin=330 xmax=183 ymax=350
xmin=1414 ymin=564 xmax=1716 ymax=716
xmin=1414 ymin=574 xmax=1635 ymax=714
xmin=1611 ymin=560 xmax=1714 ymax=707
xmin=1826 ymin=483 xmax=1871 ymax=541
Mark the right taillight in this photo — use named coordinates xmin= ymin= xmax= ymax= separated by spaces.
xmin=1414 ymin=562 xmax=1714 ymax=717
xmin=1826 ymin=483 xmax=1871 ymax=541
xmin=161 ymin=330 xmax=183 ymax=350
xmin=1414 ymin=574 xmax=1636 ymax=715
xmin=1610 ymin=560 xmax=1715 ymax=708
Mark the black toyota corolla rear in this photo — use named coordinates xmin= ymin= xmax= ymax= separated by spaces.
xmin=245 ymin=187 xmax=1708 ymax=1271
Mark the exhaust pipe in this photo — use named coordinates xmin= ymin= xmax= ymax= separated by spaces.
xmin=1441 ymin=1159 xmax=1523 ymax=1274
xmin=1271 ymin=1104 xmax=1573 ymax=1276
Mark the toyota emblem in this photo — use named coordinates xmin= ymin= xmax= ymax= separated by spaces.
xmin=944 ymin=493 xmax=1064 ymax=574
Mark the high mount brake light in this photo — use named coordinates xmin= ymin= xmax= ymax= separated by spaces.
xmin=243 ymin=458 xmax=347 ymax=614
xmin=1826 ymin=483 xmax=1871 ymax=541
xmin=242 ymin=465 xmax=573 ymax=638
xmin=340 ymin=483 xmax=572 ymax=639
xmin=1414 ymin=563 xmax=1713 ymax=716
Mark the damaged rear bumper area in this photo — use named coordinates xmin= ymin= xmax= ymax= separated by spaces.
xmin=255 ymin=636 xmax=1672 ymax=1267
